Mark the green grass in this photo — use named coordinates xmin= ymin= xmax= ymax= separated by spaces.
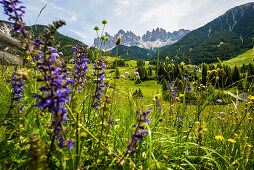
xmin=223 ymin=48 xmax=254 ymax=67
xmin=1 ymin=63 xmax=253 ymax=169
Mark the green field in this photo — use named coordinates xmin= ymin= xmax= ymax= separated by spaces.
xmin=223 ymin=48 xmax=254 ymax=67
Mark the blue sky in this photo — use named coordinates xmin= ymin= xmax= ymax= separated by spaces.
xmin=0 ymin=0 xmax=252 ymax=44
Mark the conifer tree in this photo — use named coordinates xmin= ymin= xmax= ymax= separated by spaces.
xmin=201 ymin=63 xmax=207 ymax=86
xmin=232 ymin=66 xmax=240 ymax=83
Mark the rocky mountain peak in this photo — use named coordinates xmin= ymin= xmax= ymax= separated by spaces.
xmin=94 ymin=28 xmax=190 ymax=50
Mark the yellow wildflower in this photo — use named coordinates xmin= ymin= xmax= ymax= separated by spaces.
xmin=227 ymin=139 xmax=236 ymax=143
xmin=248 ymin=95 xmax=254 ymax=100
xmin=248 ymin=117 xmax=253 ymax=121
xmin=179 ymin=94 xmax=184 ymax=98
xmin=207 ymin=70 xmax=212 ymax=74
xmin=215 ymin=135 xmax=224 ymax=140
xmin=19 ymin=136 xmax=25 ymax=140
xmin=180 ymin=61 xmax=185 ymax=66
xmin=248 ymin=101 xmax=253 ymax=105
xmin=26 ymin=55 xmax=32 ymax=60
xmin=216 ymin=76 xmax=219 ymax=80
xmin=217 ymin=68 xmax=220 ymax=71
xmin=165 ymin=56 xmax=169 ymax=60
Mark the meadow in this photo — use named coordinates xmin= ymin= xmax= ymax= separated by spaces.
xmin=0 ymin=1 xmax=254 ymax=169
xmin=223 ymin=49 xmax=254 ymax=68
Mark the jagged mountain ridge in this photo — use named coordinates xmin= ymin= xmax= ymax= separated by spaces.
xmin=159 ymin=2 xmax=254 ymax=64
xmin=94 ymin=28 xmax=190 ymax=50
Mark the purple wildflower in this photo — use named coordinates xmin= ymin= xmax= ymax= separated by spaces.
xmin=128 ymin=148 xmax=138 ymax=158
xmin=134 ymin=72 xmax=139 ymax=77
xmin=123 ymin=109 xmax=151 ymax=159
xmin=220 ymin=112 xmax=226 ymax=115
xmin=108 ymin=116 xmax=115 ymax=127
xmin=155 ymin=95 xmax=162 ymax=112
xmin=92 ymin=56 xmax=105 ymax=110
xmin=216 ymin=99 xmax=222 ymax=103
xmin=68 ymin=140 xmax=74 ymax=150
xmin=184 ymin=76 xmax=190 ymax=81
xmin=119 ymin=75 xmax=125 ymax=78
xmin=167 ymin=81 xmax=177 ymax=100
xmin=186 ymin=84 xmax=192 ymax=93
xmin=156 ymin=100 xmax=162 ymax=111
xmin=72 ymin=44 xmax=89 ymax=93
xmin=0 ymin=0 xmax=26 ymax=35
xmin=7 ymin=66 xmax=25 ymax=110
xmin=125 ymin=72 xmax=130 ymax=76
xmin=177 ymin=117 xmax=184 ymax=128
xmin=33 ymin=48 xmax=75 ymax=149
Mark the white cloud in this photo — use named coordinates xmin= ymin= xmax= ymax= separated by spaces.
xmin=0 ymin=0 xmax=252 ymax=44
xmin=36 ymin=0 xmax=77 ymax=23
xmin=68 ymin=29 xmax=89 ymax=43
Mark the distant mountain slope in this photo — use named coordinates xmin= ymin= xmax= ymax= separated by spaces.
xmin=110 ymin=44 xmax=169 ymax=60
xmin=94 ymin=28 xmax=189 ymax=50
xmin=160 ymin=2 xmax=254 ymax=64
xmin=110 ymin=45 xmax=153 ymax=60
xmin=28 ymin=24 xmax=84 ymax=59
xmin=0 ymin=20 xmax=84 ymax=59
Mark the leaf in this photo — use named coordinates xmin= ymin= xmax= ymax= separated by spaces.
xmin=223 ymin=91 xmax=249 ymax=102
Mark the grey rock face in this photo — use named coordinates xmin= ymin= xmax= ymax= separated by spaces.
xmin=94 ymin=28 xmax=190 ymax=50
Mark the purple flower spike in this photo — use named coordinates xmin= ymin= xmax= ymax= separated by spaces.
xmin=33 ymin=47 xmax=75 ymax=149
xmin=72 ymin=44 xmax=89 ymax=93
xmin=125 ymin=109 xmax=151 ymax=158
xmin=7 ymin=66 xmax=25 ymax=111
xmin=92 ymin=56 xmax=105 ymax=110
xmin=167 ymin=81 xmax=177 ymax=100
